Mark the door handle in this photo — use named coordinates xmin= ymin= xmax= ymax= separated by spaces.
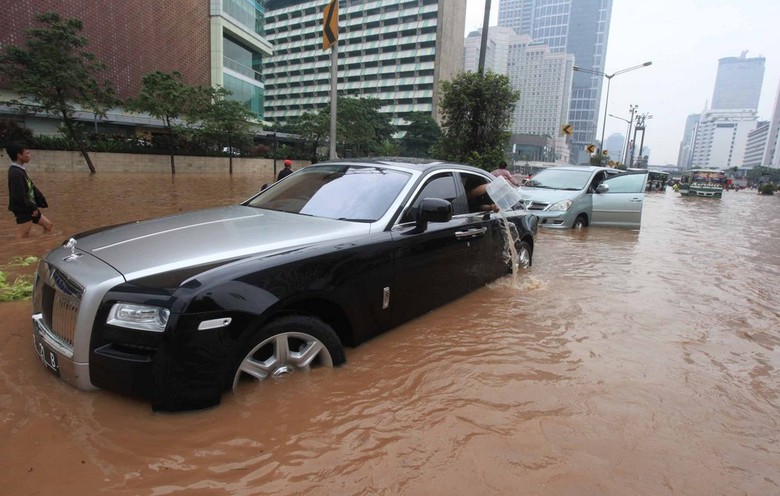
xmin=455 ymin=227 xmax=487 ymax=239
xmin=630 ymin=198 xmax=643 ymax=203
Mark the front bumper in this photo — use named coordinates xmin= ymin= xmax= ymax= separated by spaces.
xmin=532 ymin=211 xmax=573 ymax=228
xmin=32 ymin=313 xmax=97 ymax=391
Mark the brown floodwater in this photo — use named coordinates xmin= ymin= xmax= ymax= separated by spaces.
xmin=1 ymin=171 xmax=779 ymax=495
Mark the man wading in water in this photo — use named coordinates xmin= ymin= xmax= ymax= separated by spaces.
xmin=6 ymin=142 xmax=53 ymax=238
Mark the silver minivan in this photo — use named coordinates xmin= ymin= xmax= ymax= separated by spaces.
xmin=517 ymin=166 xmax=648 ymax=229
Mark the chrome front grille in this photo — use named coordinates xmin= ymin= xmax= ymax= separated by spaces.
xmin=35 ymin=263 xmax=84 ymax=350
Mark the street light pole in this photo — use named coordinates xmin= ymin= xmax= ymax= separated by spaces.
xmin=572 ymin=61 xmax=652 ymax=154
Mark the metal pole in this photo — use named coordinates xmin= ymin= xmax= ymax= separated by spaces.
xmin=637 ymin=120 xmax=647 ymax=167
xmin=599 ymin=76 xmax=612 ymax=153
xmin=630 ymin=116 xmax=640 ymax=167
xmin=477 ymin=0 xmax=492 ymax=74
xmin=621 ymin=106 xmax=636 ymax=167
xmin=329 ymin=43 xmax=338 ymax=160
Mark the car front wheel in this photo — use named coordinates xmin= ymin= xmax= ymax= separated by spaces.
xmin=573 ymin=214 xmax=588 ymax=229
xmin=231 ymin=315 xmax=346 ymax=389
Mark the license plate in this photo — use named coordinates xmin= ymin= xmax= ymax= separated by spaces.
xmin=33 ymin=335 xmax=60 ymax=376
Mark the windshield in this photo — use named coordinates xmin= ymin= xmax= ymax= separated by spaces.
xmin=691 ymin=171 xmax=725 ymax=184
xmin=524 ymin=169 xmax=592 ymax=190
xmin=246 ymin=164 xmax=411 ymax=222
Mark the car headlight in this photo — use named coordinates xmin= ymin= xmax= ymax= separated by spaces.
xmin=546 ymin=199 xmax=573 ymax=211
xmin=107 ymin=303 xmax=170 ymax=332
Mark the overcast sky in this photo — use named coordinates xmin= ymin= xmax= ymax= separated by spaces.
xmin=465 ymin=0 xmax=780 ymax=165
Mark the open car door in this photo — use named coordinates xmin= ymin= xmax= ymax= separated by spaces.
xmin=591 ymin=170 xmax=648 ymax=229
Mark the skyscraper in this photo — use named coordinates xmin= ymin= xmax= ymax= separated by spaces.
xmin=498 ymin=0 xmax=613 ymax=163
xmin=711 ymin=52 xmax=765 ymax=110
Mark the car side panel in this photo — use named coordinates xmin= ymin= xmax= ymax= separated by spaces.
xmin=90 ymin=233 xmax=399 ymax=410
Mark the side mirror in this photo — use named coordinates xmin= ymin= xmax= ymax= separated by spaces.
xmin=408 ymin=198 xmax=452 ymax=234
xmin=596 ymin=183 xmax=610 ymax=194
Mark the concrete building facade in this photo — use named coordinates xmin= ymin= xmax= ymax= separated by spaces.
xmin=263 ymin=0 xmax=466 ymax=127
xmin=1 ymin=1 xmax=271 ymax=121
xmin=690 ymin=109 xmax=758 ymax=169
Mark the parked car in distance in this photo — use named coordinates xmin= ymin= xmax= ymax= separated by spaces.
xmin=517 ymin=165 xmax=648 ymax=229
xmin=32 ymin=159 xmax=538 ymax=411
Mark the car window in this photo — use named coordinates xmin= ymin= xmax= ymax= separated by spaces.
xmin=399 ymin=172 xmax=458 ymax=223
xmin=602 ymin=173 xmax=646 ymax=193
xmin=461 ymin=173 xmax=492 ymax=214
xmin=525 ymin=169 xmax=592 ymax=190
xmin=247 ymin=164 xmax=411 ymax=222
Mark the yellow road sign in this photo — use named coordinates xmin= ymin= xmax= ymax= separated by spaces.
xmin=586 ymin=144 xmax=596 ymax=154
xmin=602 ymin=149 xmax=609 ymax=155
xmin=562 ymin=124 xmax=573 ymax=136
xmin=323 ymin=0 xmax=338 ymax=50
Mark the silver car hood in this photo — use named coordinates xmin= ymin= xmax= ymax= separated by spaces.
xmin=517 ymin=187 xmax=583 ymax=204
xmin=72 ymin=205 xmax=370 ymax=280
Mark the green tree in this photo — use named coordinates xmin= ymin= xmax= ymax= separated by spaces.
xmin=324 ymin=96 xmax=396 ymax=157
xmin=194 ymin=88 xmax=258 ymax=174
xmin=0 ymin=12 xmax=116 ymax=173
xmin=281 ymin=111 xmax=329 ymax=163
xmin=127 ymin=71 xmax=197 ymax=174
xmin=399 ymin=112 xmax=441 ymax=157
xmin=435 ymin=71 xmax=519 ymax=169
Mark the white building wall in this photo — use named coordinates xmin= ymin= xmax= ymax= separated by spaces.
xmin=690 ymin=109 xmax=758 ymax=168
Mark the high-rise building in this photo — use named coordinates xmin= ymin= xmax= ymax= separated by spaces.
xmin=605 ymin=132 xmax=624 ymax=163
xmin=711 ymin=52 xmax=765 ymax=110
xmin=677 ymin=113 xmax=700 ymax=169
xmin=498 ymin=0 xmax=613 ymax=163
xmin=744 ymin=121 xmax=770 ymax=167
xmin=686 ymin=53 xmax=765 ymax=170
xmin=463 ymin=27 xmax=519 ymax=74
xmin=0 ymin=1 xmax=271 ymax=122
xmin=761 ymin=80 xmax=780 ymax=168
xmin=463 ymin=27 xmax=573 ymax=162
xmin=263 ymin=0 xmax=466 ymax=127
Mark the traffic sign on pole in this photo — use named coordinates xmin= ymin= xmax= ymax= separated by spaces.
xmin=586 ymin=144 xmax=596 ymax=154
xmin=562 ymin=124 xmax=573 ymax=136
xmin=323 ymin=0 xmax=338 ymax=50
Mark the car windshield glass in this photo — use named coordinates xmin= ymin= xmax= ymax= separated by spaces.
xmin=525 ymin=169 xmax=592 ymax=190
xmin=246 ymin=164 xmax=411 ymax=222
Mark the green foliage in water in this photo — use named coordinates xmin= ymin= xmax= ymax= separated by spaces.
xmin=759 ymin=183 xmax=775 ymax=195
xmin=0 ymin=256 xmax=39 ymax=302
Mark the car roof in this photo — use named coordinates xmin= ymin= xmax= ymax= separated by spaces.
xmin=539 ymin=165 xmax=611 ymax=172
xmin=312 ymin=157 xmax=489 ymax=175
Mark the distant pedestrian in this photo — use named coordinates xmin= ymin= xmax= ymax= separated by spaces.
xmin=6 ymin=142 xmax=53 ymax=238
xmin=277 ymin=159 xmax=294 ymax=181
xmin=491 ymin=161 xmax=521 ymax=187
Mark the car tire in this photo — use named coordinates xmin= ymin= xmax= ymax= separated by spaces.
xmin=516 ymin=240 xmax=532 ymax=269
xmin=573 ymin=214 xmax=588 ymax=229
xmin=230 ymin=315 xmax=346 ymax=390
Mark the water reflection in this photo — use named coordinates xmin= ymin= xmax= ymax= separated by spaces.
xmin=1 ymin=175 xmax=780 ymax=495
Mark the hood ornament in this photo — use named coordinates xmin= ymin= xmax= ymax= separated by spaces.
xmin=63 ymin=238 xmax=82 ymax=261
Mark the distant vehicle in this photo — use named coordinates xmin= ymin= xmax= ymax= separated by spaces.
xmin=629 ymin=169 xmax=669 ymax=192
xmin=678 ymin=169 xmax=725 ymax=198
xmin=31 ymin=159 xmax=538 ymax=411
xmin=518 ymin=165 xmax=648 ymax=229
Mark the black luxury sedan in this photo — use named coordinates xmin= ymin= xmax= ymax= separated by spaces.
xmin=32 ymin=159 xmax=538 ymax=411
